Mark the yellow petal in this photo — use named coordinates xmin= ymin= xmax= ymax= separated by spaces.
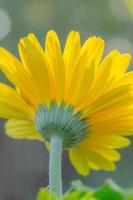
xmin=111 ymin=53 xmax=131 ymax=77
xmin=79 ymin=51 xmax=131 ymax=109
xmin=19 ymin=37 xmax=52 ymax=104
xmin=45 ymin=30 xmax=65 ymax=102
xmin=82 ymin=144 xmax=121 ymax=161
xmin=63 ymin=31 xmax=81 ymax=99
xmin=0 ymin=48 xmax=40 ymax=107
xmin=81 ymin=36 xmax=104 ymax=66
xmin=97 ymin=51 xmax=131 ymax=80
xmin=92 ymin=120 xmax=133 ymax=136
xmin=5 ymin=119 xmax=43 ymax=140
xmin=63 ymin=31 xmax=80 ymax=65
xmin=91 ymin=106 xmax=133 ymax=123
xmin=69 ymin=147 xmax=90 ymax=176
xmin=27 ymin=33 xmax=44 ymax=52
xmin=0 ymin=83 xmax=33 ymax=119
xmin=70 ymin=60 xmax=95 ymax=106
xmin=65 ymin=36 xmax=104 ymax=102
xmin=85 ymin=84 xmax=133 ymax=115
xmin=83 ymin=135 xmax=130 ymax=149
xmin=111 ymin=71 xmax=133 ymax=88
xmin=86 ymin=50 xmax=120 ymax=101
xmin=80 ymin=146 xmax=116 ymax=171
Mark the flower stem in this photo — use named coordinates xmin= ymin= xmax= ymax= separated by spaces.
xmin=49 ymin=135 xmax=63 ymax=199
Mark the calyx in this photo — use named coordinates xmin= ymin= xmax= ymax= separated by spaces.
xmin=35 ymin=102 xmax=89 ymax=149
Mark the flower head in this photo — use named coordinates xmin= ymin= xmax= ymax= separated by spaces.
xmin=0 ymin=30 xmax=133 ymax=175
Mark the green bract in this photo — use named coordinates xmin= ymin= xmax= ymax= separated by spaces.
xmin=35 ymin=102 xmax=89 ymax=149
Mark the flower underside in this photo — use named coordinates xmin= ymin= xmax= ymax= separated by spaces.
xmin=35 ymin=102 xmax=89 ymax=149
xmin=0 ymin=30 xmax=133 ymax=176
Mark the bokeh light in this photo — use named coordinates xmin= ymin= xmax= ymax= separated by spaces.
xmin=0 ymin=9 xmax=11 ymax=40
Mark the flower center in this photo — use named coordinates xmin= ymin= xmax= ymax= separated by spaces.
xmin=35 ymin=102 xmax=89 ymax=149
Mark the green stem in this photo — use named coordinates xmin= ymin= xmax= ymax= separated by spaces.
xmin=49 ymin=135 xmax=63 ymax=199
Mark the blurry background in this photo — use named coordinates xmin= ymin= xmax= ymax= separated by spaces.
xmin=0 ymin=0 xmax=133 ymax=199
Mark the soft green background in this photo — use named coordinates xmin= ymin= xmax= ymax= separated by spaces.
xmin=0 ymin=0 xmax=133 ymax=200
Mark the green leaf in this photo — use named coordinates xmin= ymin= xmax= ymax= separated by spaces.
xmin=94 ymin=179 xmax=126 ymax=200
xmin=36 ymin=180 xmax=133 ymax=200
xmin=66 ymin=179 xmax=133 ymax=200
xmin=63 ymin=180 xmax=97 ymax=200
xmin=36 ymin=186 xmax=97 ymax=200
xmin=125 ymin=188 xmax=133 ymax=200
xmin=63 ymin=189 xmax=98 ymax=200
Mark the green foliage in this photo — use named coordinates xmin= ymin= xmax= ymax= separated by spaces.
xmin=94 ymin=180 xmax=126 ymax=200
xmin=123 ymin=0 xmax=133 ymax=14
xmin=65 ymin=180 xmax=96 ymax=199
xmin=36 ymin=188 xmax=57 ymax=200
xmin=36 ymin=180 xmax=133 ymax=200
xmin=63 ymin=190 xmax=97 ymax=200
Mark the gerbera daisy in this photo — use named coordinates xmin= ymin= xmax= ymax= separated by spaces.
xmin=0 ymin=31 xmax=133 ymax=194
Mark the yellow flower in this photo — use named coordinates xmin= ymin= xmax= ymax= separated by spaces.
xmin=0 ymin=30 xmax=133 ymax=176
